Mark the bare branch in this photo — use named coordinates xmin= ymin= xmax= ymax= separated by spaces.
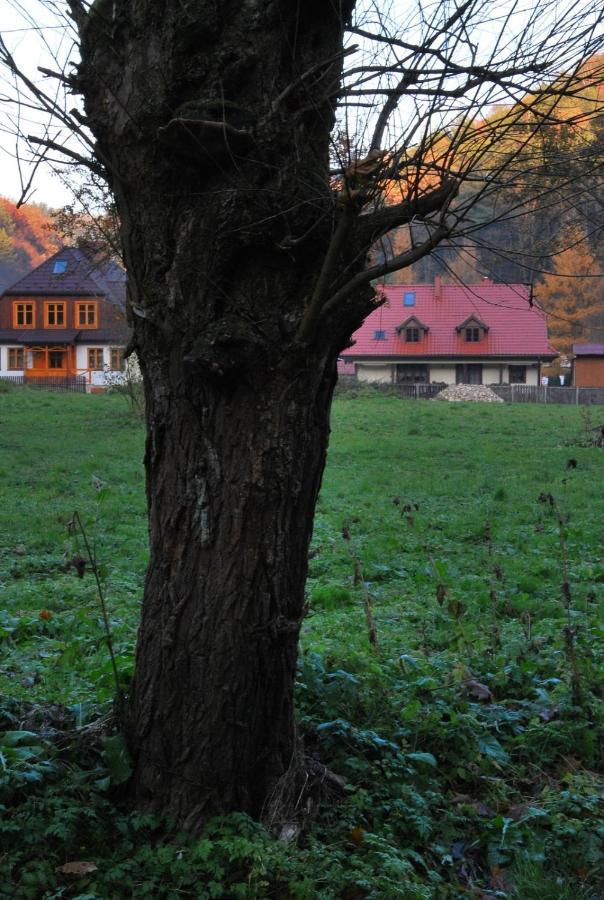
xmin=27 ymin=134 xmax=104 ymax=175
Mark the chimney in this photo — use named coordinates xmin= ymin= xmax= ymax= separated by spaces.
xmin=434 ymin=274 xmax=442 ymax=301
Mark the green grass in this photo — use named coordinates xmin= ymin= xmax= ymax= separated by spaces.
xmin=0 ymin=388 xmax=602 ymax=898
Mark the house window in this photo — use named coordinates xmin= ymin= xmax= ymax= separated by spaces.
xmin=45 ymin=302 xmax=65 ymax=327
xmin=509 ymin=365 xmax=526 ymax=383
xmin=403 ymin=292 xmax=416 ymax=307
xmin=110 ymin=348 xmax=125 ymax=371
xmin=465 ymin=327 xmax=481 ymax=342
xmin=13 ymin=302 xmax=35 ymax=328
xmin=77 ymin=302 xmax=98 ymax=327
xmin=53 ymin=260 xmax=68 ymax=274
xmin=373 ymin=329 xmax=386 ymax=340
xmin=405 ymin=327 xmax=420 ymax=343
xmin=88 ymin=348 xmax=104 ymax=369
xmin=8 ymin=348 xmax=23 ymax=369
xmin=48 ymin=351 xmax=65 ymax=370
xmin=456 ymin=364 xmax=482 ymax=385
xmin=396 ymin=364 xmax=429 ymax=384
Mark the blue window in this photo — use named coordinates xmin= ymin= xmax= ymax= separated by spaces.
xmin=373 ymin=329 xmax=386 ymax=340
xmin=53 ymin=260 xmax=68 ymax=274
xmin=403 ymin=291 xmax=416 ymax=306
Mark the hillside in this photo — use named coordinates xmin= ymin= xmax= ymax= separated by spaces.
xmin=0 ymin=197 xmax=61 ymax=293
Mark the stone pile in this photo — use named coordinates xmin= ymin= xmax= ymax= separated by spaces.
xmin=433 ymin=384 xmax=504 ymax=403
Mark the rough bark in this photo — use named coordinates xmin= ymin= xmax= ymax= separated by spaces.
xmin=74 ymin=0 xmax=374 ymax=824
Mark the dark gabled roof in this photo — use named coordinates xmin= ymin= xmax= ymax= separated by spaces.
xmin=0 ymin=329 xmax=81 ymax=345
xmin=573 ymin=343 xmax=604 ymax=356
xmin=2 ymin=247 xmax=127 ymax=308
xmin=455 ymin=314 xmax=489 ymax=333
xmin=0 ymin=328 xmax=128 ymax=345
xmin=396 ymin=315 xmax=430 ymax=333
xmin=75 ymin=329 xmax=127 ymax=343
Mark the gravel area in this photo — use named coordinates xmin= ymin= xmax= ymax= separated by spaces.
xmin=433 ymin=384 xmax=504 ymax=403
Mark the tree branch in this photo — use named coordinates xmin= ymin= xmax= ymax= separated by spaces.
xmin=319 ymin=224 xmax=452 ymax=323
xmin=353 ymin=179 xmax=459 ymax=247
xmin=295 ymin=205 xmax=356 ymax=343
xmin=27 ymin=135 xmax=105 ymax=176
xmin=331 ymin=226 xmax=452 ymax=315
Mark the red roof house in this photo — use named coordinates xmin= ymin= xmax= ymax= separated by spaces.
xmin=341 ymin=277 xmax=557 ymax=386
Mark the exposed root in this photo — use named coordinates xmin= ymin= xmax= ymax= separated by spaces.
xmin=262 ymin=738 xmax=346 ymax=841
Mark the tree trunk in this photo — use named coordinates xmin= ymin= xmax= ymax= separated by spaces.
xmin=74 ymin=0 xmax=369 ymax=825
xmin=129 ymin=339 xmax=338 ymax=825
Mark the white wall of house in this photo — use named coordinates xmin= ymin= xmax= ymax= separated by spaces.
xmin=483 ymin=364 xmax=505 ymax=384
xmin=0 ymin=346 xmax=24 ymax=377
xmin=356 ymin=363 xmax=394 ymax=383
xmin=76 ymin=344 xmax=109 ymax=385
xmin=76 ymin=344 xmax=130 ymax=387
xmin=355 ymin=360 xmax=541 ymax=386
xmin=428 ymin=364 xmax=456 ymax=383
xmin=0 ymin=343 xmax=130 ymax=387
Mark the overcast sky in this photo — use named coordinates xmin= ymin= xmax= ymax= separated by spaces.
xmin=0 ymin=0 xmax=77 ymax=208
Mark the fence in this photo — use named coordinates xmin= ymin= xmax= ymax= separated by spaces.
xmin=490 ymin=384 xmax=604 ymax=405
xmin=390 ymin=383 xmax=446 ymax=399
xmin=0 ymin=375 xmax=87 ymax=393
xmin=348 ymin=381 xmax=604 ymax=404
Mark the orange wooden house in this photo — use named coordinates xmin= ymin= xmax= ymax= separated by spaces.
xmin=0 ymin=247 xmax=130 ymax=388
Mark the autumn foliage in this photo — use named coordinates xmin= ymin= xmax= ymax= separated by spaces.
xmin=537 ymin=228 xmax=603 ymax=353
xmin=0 ymin=197 xmax=61 ymax=292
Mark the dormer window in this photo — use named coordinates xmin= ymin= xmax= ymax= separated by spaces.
xmin=397 ymin=315 xmax=429 ymax=343
xmin=456 ymin=316 xmax=488 ymax=342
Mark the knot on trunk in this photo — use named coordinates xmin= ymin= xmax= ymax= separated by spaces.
xmin=182 ymin=317 xmax=271 ymax=380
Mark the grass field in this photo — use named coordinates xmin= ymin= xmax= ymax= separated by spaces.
xmin=0 ymin=387 xmax=602 ymax=898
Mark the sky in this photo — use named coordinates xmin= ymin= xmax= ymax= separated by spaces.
xmin=1 ymin=0 xmax=602 ymax=211
xmin=0 ymin=0 xmax=79 ymax=208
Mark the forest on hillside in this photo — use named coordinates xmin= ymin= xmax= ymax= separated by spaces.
xmin=0 ymin=198 xmax=60 ymax=294
xmin=383 ymin=59 xmax=604 ymax=352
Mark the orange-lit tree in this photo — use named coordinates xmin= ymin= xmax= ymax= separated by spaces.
xmin=0 ymin=197 xmax=61 ymax=290
xmin=538 ymin=226 xmax=603 ymax=351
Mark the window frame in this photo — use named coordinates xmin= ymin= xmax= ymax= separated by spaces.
xmin=403 ymin=291 xmax=416 ymax=307
xmin=12 ymin=301 xmax=35 ymax=328
xmin=509 ymin=365 xmax=527 ymax=384
xmin=88 ymin=347 xmax=104 ymax=370
xmin=396 ymin=363 xmax=429 ymax=384
xmin=44 ymin=301 xmax=66 ymax=328
xmin=465 ymin=326 xmax=481 ymax=343
xmin=48 ymin=350 xmax=66 ymax=370
xmin=456 ymin=364 xmax=483 ymax=385
xmin=8 ymin=347 xmax=24 ymax=370
xmin=405 ymin=327 xmax=420 ymax=343
xmin=77 ymin=301 xmax=98 ymax=329
xmin=110 ymin=347 xmax=125 ymax=371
